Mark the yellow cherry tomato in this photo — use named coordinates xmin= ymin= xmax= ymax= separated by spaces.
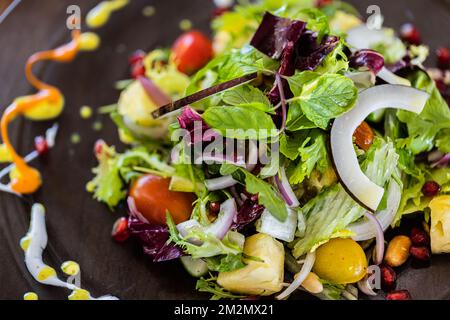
xmin=313 ymin=238 xmax=367 ymax=284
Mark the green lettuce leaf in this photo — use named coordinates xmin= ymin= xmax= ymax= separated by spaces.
xmin=292 ymin=138 xmax=399 ymax=257
xmin=287 ymin=130 xmax=330 ymax=184
xmin=203 ymin=106 xmax=277 ymax=140
xmin=397 ymin=70 xmax=450 ymax=154
xmin=205 ymin=254 xmax=246 ymax=272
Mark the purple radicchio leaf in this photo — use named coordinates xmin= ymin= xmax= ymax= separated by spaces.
xmin=295 ymin=33 xmax=340 ymax=71
xmin=128 ymin=214 xmax=184 ymax=262
xmin=177 ymin=106 xmax=217 ymax=144
xmin=231 ymin=198 xmax=264 ymax=231
xmin=349 ymin=49 xmax=385 ymax=74
xmin=250 ymin=12 xmax=306 ymax=59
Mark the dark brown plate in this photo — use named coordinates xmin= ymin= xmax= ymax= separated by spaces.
xmin=0 ymin=0 xmax=449 ymax=300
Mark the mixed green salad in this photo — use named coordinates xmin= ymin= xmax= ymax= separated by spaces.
xmin=88 ymin=0 xmax=450 ymax=300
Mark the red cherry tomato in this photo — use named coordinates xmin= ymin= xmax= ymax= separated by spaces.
xmin=129 ymin=174 xmax=196 ymax=226
xmin=171 ymin=30 xmax=213 ymax=75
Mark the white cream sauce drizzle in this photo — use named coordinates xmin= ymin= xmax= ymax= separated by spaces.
xmin=21 ymin=203 xmax=119 ymax=300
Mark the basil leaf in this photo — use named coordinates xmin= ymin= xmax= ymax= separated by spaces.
xmin=288 ymin=73 xmax=357 ymax=129
xmin=203 ymin=106 xmax=278 ymax=140
xmin=241 ymin=170 xmax=288 ymax=222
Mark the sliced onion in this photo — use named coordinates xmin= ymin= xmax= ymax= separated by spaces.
xmin=348 ymin=179 xmax=401 ymax=241
xmin=198 ymin=154 xmax=246 ymax=167
xmin=275 ymin=167 xmax=300 ymax=208
xmin=432 ymin=154 xmax=450 ymax=168
xmin=362 ymin=211 xmax=384 ymax=265
xmin=177 ymin=198 xmax=237 ymax=242
xmin=357 ymin=273 xmax=378 ymax=296
xmin=127 ymin=197 xmax=150 ymax=224
xmin=205 ymin=175 xmax=237 ymax=191
xmin=428 ymin=150 xmax=444 ymax=162
xmin=330 ymin=85 xmax=429 ymax=211
xmin=246 ymin=140 xmax=258 ymax=172
xmin=346 ymin=71 xmax=375 ymax=89
xmin=137 ymin=76 xmax=171 ymax=107
xmin=346 ymin=26 xmax=411 ymax=86
xmin=276 ymin=251 xmax=315 ymax=300
xmin=275 ymin=73 xmax=287 ymax=132
xmin=257 ymin=207 xmax=297 ymax=242
xmin=377 ymin=67 xmax=411 ymax=86
xmin=204 ymin=198 xmax=237 ymax=239
xmin=346 ymin=25 xmax=390 ymax=51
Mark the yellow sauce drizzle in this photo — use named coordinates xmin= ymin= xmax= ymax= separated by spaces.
xmin=23 ymin=292 xmax=39 ymax=300
xmin=37 ymin=266 xmax=57 ymax=281
xmin=0 ymin=30 xmax=83 ymax=194
xmin=61 ymin=261 xmax=80 ymax=276
xmin=68 ymin=288 xmax=91 ymax=300
xmin=86 ymin=0 xmax=130 ymax=29
xmin=20 ymin=235 xmax=31 ymax=252
xmin=79 ymin=32 xmax=101 ymax=51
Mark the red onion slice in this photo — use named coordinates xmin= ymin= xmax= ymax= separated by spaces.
xmin=361 ymin=211 xmax=384 ymax=265
xmin=137 ymin=76 xmax=172 ymax=107
xmin=127 ymin=196 xmax=150 ymax=224
xmin=330 ymin=85 xmax=428 ymax=212
xmin=276 ymin=251 xmax=316 ymax=300
xmin=274 ymin=167 xmax=300 ymax=208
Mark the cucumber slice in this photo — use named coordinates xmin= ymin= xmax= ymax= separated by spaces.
xmin=180 ymin=256 xmax=209 ymax=278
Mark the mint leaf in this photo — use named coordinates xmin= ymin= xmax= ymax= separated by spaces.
xmin=241 ymin=170 xmax=288 ymax=222
xmin=203 ymin=106 xmax=278 ymax=140
xmin=288 ymin=73 xmax=358 ymax=129
xmin=222 ymin=84 xmax=270 ymax=107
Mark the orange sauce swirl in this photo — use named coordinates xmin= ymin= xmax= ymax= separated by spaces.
xmin=1 ymin=30 xmax=82 ymax=194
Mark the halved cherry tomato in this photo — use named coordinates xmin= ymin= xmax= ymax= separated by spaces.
xmin=171 ymin=30 xmax=213 ymax=75
xmin=129 ymin=174 xmax=196 ymax=226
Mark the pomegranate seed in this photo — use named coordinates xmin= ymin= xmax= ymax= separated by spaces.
xmin=112 ymin=217 xmax=130 ymax=242
xmin=410 ymin=246 xmax=431 ymax=262
xmin=316 ymin=0 xmax=332 ymax=7
xmin=400 ymin=23 xmax=421 ymax=45
xmin=213 ymin=7 xmax=230 ymax=17
xmin=410 ymin=227 xmax=429 ymax=246
xmin=422 ymin=181 xmax=441 ymax=197
xmin=94 ymin=139 xmax=103 ymax=155
xmin=128 ymin=50 xmax=145 ymax=66
xmin=131 ymin=61 xmax=146 ymax=79
xmin=437 ymin=47 xmax=450 ymax=70
xmin=435 ymin=79 xmax=447 ymax=94
xmin=34 ymin=136 xmax=49 ymax=156
xmin=380 ymin=264 xmax=397 ymax=291
xmin=250 ymin=194 xmax=259 ymax=203
xmin=386 ymin=290 xmax=412 ymax=300
xmin=209 ymin=201 xmax=221 ymax=215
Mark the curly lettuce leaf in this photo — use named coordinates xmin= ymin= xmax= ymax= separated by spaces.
xmin=397 ymin=70 xmax=450 ymax=154
xmin=292 ymin=138 xmax=399 ymax=257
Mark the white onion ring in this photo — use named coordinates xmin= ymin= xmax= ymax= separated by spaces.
xmin=330 ymin=85 xmax=428 ymax=211
xmin=205 ymin=175 xmax=238 ymax=191
xmin=177 ymin=198 xmax=237 ymax=241
xmin=348 ymin=180 xmax=401 ymax=241
xmin=377 ymin=67 xmax=411 ymax=86
xmin=276 ymin=251 xmax=316 ymax=300
xmin=357 ymin=273 xmax=378 ymax=296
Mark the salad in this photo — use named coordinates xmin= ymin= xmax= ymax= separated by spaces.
xmin=2 ymin=0 xmax=449 ymax=300
xmin=87 ymin=0 xmax=450 ymax=300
